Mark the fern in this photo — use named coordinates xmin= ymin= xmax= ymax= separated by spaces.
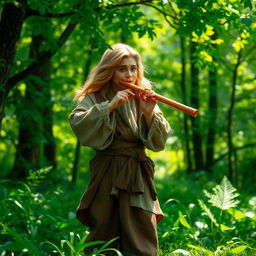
xmin=198 ymin=199 xmax=217 ymax=225
xmin=204 ymin=176 xmax=240 ymax=210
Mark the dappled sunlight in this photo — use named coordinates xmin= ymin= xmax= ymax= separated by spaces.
xmin=146 ymin=148 xmax=185 ymax=179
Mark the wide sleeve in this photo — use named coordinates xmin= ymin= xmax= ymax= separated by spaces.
xmin=69 ymin=94 xmax=116 ymax=150
xmin=138 ymin=105 xmax=171 ymax=152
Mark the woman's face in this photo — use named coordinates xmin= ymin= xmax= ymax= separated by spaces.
xmin=112 ymin=56 xmax=138 ymax=90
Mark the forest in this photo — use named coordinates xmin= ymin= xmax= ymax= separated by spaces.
xmin=0 ymin=0 xmax=256 ymax=255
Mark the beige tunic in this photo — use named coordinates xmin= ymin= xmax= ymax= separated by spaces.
xmin=69 ymin=89 xmax=171 ymax=226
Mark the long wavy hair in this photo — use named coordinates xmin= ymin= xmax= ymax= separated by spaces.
xmin=74 ymin=43 xmax=151 ymax=102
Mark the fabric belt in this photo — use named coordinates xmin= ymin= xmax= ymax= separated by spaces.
xmin=95 ymin=141 xmax=157 ymax=200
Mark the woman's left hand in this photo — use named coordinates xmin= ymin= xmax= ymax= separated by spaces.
xmin=136 ymin=89 xmax=157 ymax=128
xmin=137 ymin=89 xmax=157 ymax=114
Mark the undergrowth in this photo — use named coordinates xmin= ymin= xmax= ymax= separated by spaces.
xmin=0 ymin=168 xmax=255 ymax=255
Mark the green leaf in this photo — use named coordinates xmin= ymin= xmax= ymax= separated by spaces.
xmin=231 ymin=245 xmax=248 ymax=254
xmin=220 ymin=224 xmax=234 ymax=231
xmin=171 ymin=249 xmax=191 ymax=255
xmin=187 ymin=244 xmax=214 ymax=256
xmin=65 ymin=240 xmax=76 ymax=253
xmin=244 ymin=0 xmax=253 ymax=10
xmin=41 ymin=241 xmax=64 ymax=256
xmin=178 ymin=211 xmax=192 ymax=229
xmin=198 ymin=199 xmax=217 ymax=225
xmin=0 ymin=241 xmax=25 ymax=251
xmin=241 ymin=18 xmax=252 ymax=26
xmin=98 ymin=237 xmax=119 ymax=251
xmin=161 ymin=231 xmax=170 ymax=238
xmin=204 ymin=176 xmax=240 ymax=210
xmin=0 ymin=223 xmax=42 ymax=256
xmin=99 ymin=248 xmax=123 ymax=256
xmin=227 ymin=208 xmax=246 ymax=219
xmin=165 ymin=198 xmax=180 ymax=204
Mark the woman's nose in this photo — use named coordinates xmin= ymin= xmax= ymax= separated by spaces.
xmin=126 ymin=70 xmax=132 ymax=77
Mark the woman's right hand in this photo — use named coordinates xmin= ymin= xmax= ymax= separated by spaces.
xmin=108 ymin=89 xmax=135 ymax=112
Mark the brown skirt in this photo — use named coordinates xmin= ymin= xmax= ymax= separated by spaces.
xmin=84 ymin=177 xmax=158 ymax=256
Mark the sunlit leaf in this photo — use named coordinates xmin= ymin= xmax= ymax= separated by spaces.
xmin=213 ymin=39 xmax=224 ymax=45
xmin=220 ymin=224 xmax=234 ymax=231
xmin=187 ymin=244 xmax=214 ymax=256
xmin=231 ymin=245 xmax=248 ymax=254
xmin=165 ymin=198 xmax=179 ymax=204
xmin=204 ymin=176 xmax=240 ymax=210
xmin=178 ymin=211 xmax=192 ymax=229
xmin=232 ymin=40 xmax=244 ymax=52
xmin=227 ymin=208 xmax=246 ymax=219
xmin=198 ymin=199 xmax=217 ymax=225
xmin=171 ymin=249 xmax=191 ymax=255
xmin=199 ymin=51 xmax=213 ymax=62
xmin=161 ymin=231 xmax=170 ymax=238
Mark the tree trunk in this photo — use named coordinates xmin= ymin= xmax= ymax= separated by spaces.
xmin=205 ymin=68 xmax=218 ymax=171
xmin=0 ymin=1 xmax=27 ymax=132
xmin=43 ymin=90 xmax=56 ymax=169
xmin=190 ymin=40 xmax=204 ymax=171
xmin=205 ymin=32 xmax=219 ymax=172
xmin=1 ymin=21 xmax=77 ymax=133
xmin=180 ymin=36 xmax=193 ymax=172
xmin=227 ymin=51 xmax=242 ymax=182
xmin=41 ymin=65 xmax=56 ymax=169
xmin=11 ymin=35 xmax=55 ymax=178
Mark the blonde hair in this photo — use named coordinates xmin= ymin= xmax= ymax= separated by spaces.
xmin=74 ymin=43 xmax=151 ymax=102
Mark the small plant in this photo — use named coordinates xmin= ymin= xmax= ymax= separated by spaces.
xmin=0 ymin=168 xmax=123 ymax=256
xmin=160 ymin=176 xmax=256 ymax=256
xmin=43 ymin=232 xmax=123 ymax=256
xmin=199 ymin=176 xmax=240 ymax=232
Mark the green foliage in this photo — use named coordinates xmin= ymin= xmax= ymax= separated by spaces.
xmin=0 ymin=168 xmax=123 ymax=255
xmin=156 ymin=172 xmax=256 ymax=256
xmin=204 ymin=176 xmax=240 ymax=211
xmin=0 ymin=167 xmax=255 ymax=255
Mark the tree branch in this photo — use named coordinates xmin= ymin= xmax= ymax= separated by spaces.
xmin=6 ymin=22 xmax=77 ymax=95
xmin=25 ymin=0 xmax=155 ymax=18
xmin=112 ymin=0 xmax=154 ymax=8
xmin=143 ymin=3 xmax=177 ymax=20
xmin=25 ymin=9 xmax=75 ymax=18
xmin=6 ymin=0 xmax=156 ymax=92
xmin=162 ymin=12 xmax=178 ymax=30
xmin=168 ymin=0 xmax=178 ymax=16
xmin=213 ymin=142 xmax=256 ymax=164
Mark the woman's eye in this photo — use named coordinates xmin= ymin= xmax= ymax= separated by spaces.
xmin=131 ymin=68 xmax=137 ymax=72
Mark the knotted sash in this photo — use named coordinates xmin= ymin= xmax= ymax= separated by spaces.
xmin=96 ymin=140 xmax=157 ymax=200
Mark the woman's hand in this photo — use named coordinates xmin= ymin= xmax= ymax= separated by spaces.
xmin=108 ymin=89 xmax=135 ymax=112
xmin=136 ymin=89 xmax=157 ymax=128
xmin=137 ymin=89 xmax=156 ymax=114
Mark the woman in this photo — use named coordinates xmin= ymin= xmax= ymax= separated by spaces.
xmin=69 ymin=43 xmax=171 ymax=256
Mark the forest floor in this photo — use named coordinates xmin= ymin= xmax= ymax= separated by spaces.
xmin=0 ymin=168 xmax=255 ymax=255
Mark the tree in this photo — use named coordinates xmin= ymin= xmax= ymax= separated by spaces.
xmin=0 ymin=0 xmax=27 ymax=131
xmin=0 ymin=0 xmax=157 ymax=133
xmin=1 ymin=0 xmax=160 ymax=177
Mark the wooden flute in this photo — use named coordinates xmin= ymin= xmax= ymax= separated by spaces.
xmin=120 ymin=82 xmax=199 ymax=117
